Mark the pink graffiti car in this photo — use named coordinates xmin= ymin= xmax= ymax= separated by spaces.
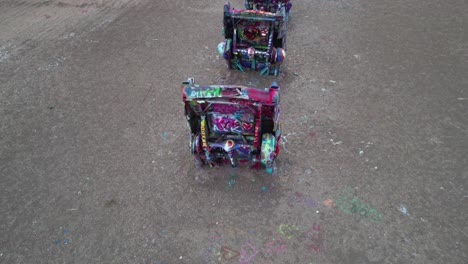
xmin=181 ymin=78 xmax=281 ymax=173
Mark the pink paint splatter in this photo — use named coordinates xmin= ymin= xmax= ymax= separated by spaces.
xmin=239 ymin=242 xmax=258 ymax=264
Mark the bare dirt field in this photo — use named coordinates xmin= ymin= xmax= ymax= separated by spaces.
xmin=1 ymin=0 xmax=467 ymax=263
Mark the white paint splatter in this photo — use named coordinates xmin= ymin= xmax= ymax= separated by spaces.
xmin=0 ymin=46 xmax=10 ymax=62
xmin=330 ymin=139 xmax=342 ymax=145
xmin=280 ymin=132 xmax=296 ymax=153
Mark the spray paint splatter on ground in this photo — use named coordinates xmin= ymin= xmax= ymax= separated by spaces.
xmin=323 ymin=199 xmax=334 ymax=207
xmin=226 ymin=174 xmax=237 ymax=190
xmin=399 ymin=205 xmax=408 ymax=215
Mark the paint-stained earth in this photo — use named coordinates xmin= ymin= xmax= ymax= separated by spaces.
xmin=1 ymin=0 xmax=467 ymax=263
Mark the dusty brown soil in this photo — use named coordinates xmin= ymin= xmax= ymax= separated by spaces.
xmin=1 ymin=0 xmax=467 ymax=263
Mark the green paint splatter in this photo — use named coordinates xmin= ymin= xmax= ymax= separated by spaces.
xmin=226 ymin=174 xmax=237 ymax=190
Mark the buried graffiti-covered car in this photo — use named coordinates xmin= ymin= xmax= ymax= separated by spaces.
xmin=218 ymin=2 xmax=289 ymax=76
xmin=181 ymin=78 xmax=281 ymax=173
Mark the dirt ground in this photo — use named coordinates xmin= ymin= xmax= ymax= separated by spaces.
xmin=1 ymin=0 xmax=467 ymax=263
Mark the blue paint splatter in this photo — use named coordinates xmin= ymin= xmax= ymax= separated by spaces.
xmin=55 ymin=239 xmax=61 ymax=245
xmin=261 ymin=186 xmax=267 ymax=192
xmin=63 ymin=239 xmax=70 ymax=244
xmin=399 ymin=205 xmax=408 ymax=215
xmin=63 ymin=228 xmax=69 ymax=233
xmin=162 ymin=132 xmax=167 ymax=139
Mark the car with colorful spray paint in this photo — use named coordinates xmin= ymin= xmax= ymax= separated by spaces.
xmin=182 ymin=78 xmax=281 ymax=173
xmin=218 ymin=2 xmax=288 ymax=76
xmin=244 ymin=0 xmax=292 ymax=20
